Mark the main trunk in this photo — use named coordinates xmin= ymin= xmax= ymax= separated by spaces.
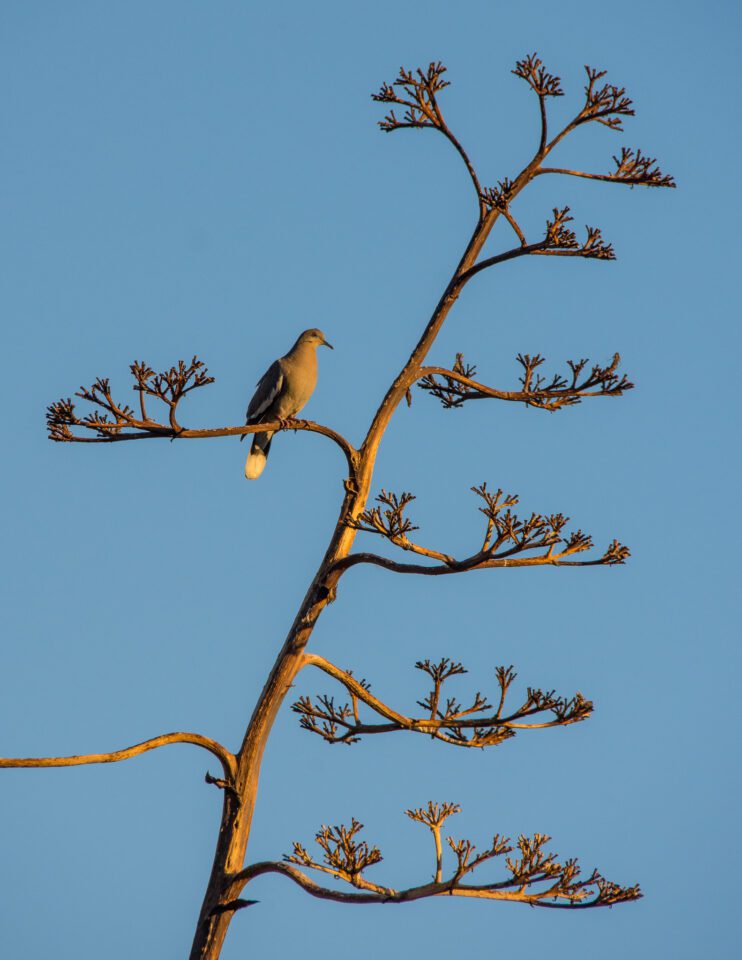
xmin=188 ymin=212 xmax=498 ymax=960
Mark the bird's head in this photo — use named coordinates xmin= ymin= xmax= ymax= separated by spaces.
xmin=299 ymin=328 xmax=333 ymax=350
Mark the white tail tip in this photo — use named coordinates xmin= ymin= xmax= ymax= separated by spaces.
xmin=245 ymin=449 xmax=267 ymax=480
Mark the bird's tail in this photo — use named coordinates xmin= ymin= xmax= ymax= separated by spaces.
xmin=245 ymin=432 xmax=273 ymax=480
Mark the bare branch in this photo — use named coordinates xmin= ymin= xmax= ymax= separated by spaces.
xmin=46 ymin=359 xmax=358 ymax=474
xmin=512 ymin=52 xmax=563 ymax=156
xmin=406 ymin=802 xmax=462 ymax=882
xmin=539 ymin=146 xmax=676 ymax=188
xmin=344 ymin=489 xmax=454 ymax=564
xmin=0 ymin=732 xmax=237 ymax=782
xmin=480 ymin=55 xmax=673 ymax=282
xmin=236 ymin=861 xmax=387 ymax=903
xmin=296 ymin=654 xmax=592 ymax=749
xmin=458 ymin=239 xmax=550 ymax=285
xmin=541 ymin=62 xmax=638 ymax=163
xmin=455 ymin=206 xmax=615 ymax=290
xmin=419 ymin=351 xmax=632 ymax=412
xmin=285 ymin=818 xmax=384 ymax=890
xmin=234 ymin=809 xmax=640 ymax=909
xmin=372 ymin=61 xmax=484 ymax=212
xmin=336 ymin=483 xmax=628 ymax=582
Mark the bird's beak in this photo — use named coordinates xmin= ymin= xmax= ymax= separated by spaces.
xmin=322 ymin=338 xmax=334 ymax=350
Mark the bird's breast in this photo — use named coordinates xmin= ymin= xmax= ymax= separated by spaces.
xmin=277 ymin=351 xmax=318 ymax=418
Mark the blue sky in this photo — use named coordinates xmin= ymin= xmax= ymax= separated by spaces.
xmin=1 ymin=2 xmax=739 ymax=957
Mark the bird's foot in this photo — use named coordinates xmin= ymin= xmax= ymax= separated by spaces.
xmin=277 ymin=416 xmax=299 ymax=432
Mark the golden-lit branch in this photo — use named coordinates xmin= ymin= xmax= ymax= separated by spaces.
xmin=46 ymin=361 xmax=358 ymax=473
xmin=534 ymin=62 xmax=638 ymax=162
xmin=232 ymin=807 xmax=640 ymax=909
xmin=0 ymin=732 xmax=237 ymax=781
xmin=407 ymin=802 xmax=461 ymax=882
xmin=419 ymin=351 xmax=631 ymax=411
xmin=372 ymin=62 xmax=485 ymax=213
xmin=538 ymin=146 xmax=675 ymax=188
xmin=294 ymin=655 xmax=592 ymax=748
xmin=458 ymin=208 xmax=616 ymax=292
xmin=511 ymin=53 xmax=563 ymax=155
xmin=338 ymin=483 xmax=629 ymax=578
xmin=345 ymin=490 xmax=454 ymax=564
xmin=460 ymin=57 xmax=674 ymax=285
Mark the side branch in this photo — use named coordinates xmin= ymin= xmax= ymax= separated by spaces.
xmin=456 ymin=241 xmax=548 ymax=285
xmin=233 ymin=808 xmax=640 ymax=910
xmin=47 ymin=378 xmax=358 ymax=474
xmin=419 ymin=352 xmax=631 ymax=411
xmin=458 ymin=207 xmax=615 ymax=289
xmin=338 ymin=484 xmax=629 ymax=579
xmin=0 ymin=732 xmax=237 ymax=781
xmin=236 ymin=860 xmax=634 ymax=907
xmin=372 ymin=62 xmax=485 ymax=215
xmin=336 ymin=550 xmax=623 ymax=576
xmin=237 ymin=862 xmax=386 ymax=903
xmin=534 ymin=145 xmax=674 ymax=190
xmin=296 ymin=656 xmax=591 ymax=748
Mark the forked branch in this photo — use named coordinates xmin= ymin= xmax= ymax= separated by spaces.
xmin=419 ymin=351 xmax=632 ymax=411
xmin=338 ymin=483 xmax=629 ymax=577
xmin=512 ymin=53 xmax=563 ymax=154
xmin=235 ymin=806 xmax=640 ymax=909
xmin=46 ymin=358 xmax=358 ymax=472
xmin=344 ymin=489 xmax=453 ymax=564
xmin=456 ymin=207 xmax=616 ymax=290
xmin=373 ymin=61 xmax=485 ymax=213
xmin=539 ymin=146 xmax=676 ymax=188
xmin=468 ymin=56 xmax=673 ymax=269
xmin=295 ymin=655 xmax=592 ymax=748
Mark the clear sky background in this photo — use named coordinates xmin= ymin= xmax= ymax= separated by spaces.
xmin=1 ymin=2 xmax=739 ymax=958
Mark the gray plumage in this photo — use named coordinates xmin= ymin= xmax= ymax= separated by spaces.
xmin=243 ymin=328 xmax=333 ymax=479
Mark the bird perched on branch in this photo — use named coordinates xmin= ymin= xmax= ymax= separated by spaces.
xmin=243 ymin=328 xmax=333 ymax=480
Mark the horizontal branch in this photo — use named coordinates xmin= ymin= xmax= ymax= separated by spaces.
xmin=46 ymin=357 xmax=359 ymax=476
xmin=335 ymin=549 xmax=621 ymax=576
xmin=297 ymin=655 xmax=591 ymax=748
xmin=418 ymin=351 xmax=631 ymax=411
xmin=536 ymin=166 xmax=675 ymax=187
xmin=457 ymin=210 xmax=614 ymax=289
xmin=338 ymin=483 xmax=629 ymax=581
xmin=536 ymin=147 xmax=675 ymax=189
xmin=0 ymin=732 xmax=237 ymax=781
xmin=237 ymin=861 xmax=632 ymax=908
xmin=49 ymin=410 xmax=357 ymax=473
xmin=233 ymin=809 xmax=640 ymax=910
xmin=237 ymin=861 xmax=387 ymax=903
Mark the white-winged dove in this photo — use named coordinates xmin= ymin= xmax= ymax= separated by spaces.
xmin=243 ymin=328 xmax=333 ymax=479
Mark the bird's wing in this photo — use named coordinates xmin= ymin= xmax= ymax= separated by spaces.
xmin=246 ymin=360 xmax=284 ymax=422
